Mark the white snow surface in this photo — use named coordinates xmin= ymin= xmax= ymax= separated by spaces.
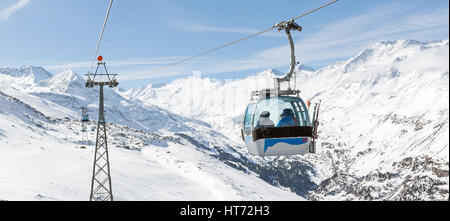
xmin=1 ymin=39 xmax=448 ymax=201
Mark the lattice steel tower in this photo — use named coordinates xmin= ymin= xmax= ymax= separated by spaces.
xmin=85 ymin=56 xmax=118 ymax=201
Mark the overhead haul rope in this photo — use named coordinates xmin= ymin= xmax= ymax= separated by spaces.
xmin=141 ymin=0 xmax=338 ymax=76
xmin=89 ymin=0 xmax=114 ymax=75
xmin=85 ymin=0 xmax=114 ymax=112
xmin=102 ymin=0 xmax=131 ymax=58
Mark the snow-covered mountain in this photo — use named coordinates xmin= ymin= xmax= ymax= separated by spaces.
xmin=0 ymin=66 xmax=52 ymax=82
xmin=121 ymin=39 xmax=449 ymax=200
xmin=0 ymin=66 xmax=53 ymax=90
xmin=0 ymin=39 xmax=448 ymax=200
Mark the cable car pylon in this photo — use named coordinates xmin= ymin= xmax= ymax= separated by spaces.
xmin=86 ymin=56 xmax=118 ymax=201
xmin=84 ymin=0 xmax=116 ymax=201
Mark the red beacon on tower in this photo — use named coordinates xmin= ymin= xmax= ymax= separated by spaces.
xmin=97 ymin=56 xmax=103 ymax=62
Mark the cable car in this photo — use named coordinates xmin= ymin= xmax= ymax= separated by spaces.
xmin=81 ymin=107 xmax=89 ymax=122
xmin=241 ymin=89 xmax=318 ymax=156
xmin=240 ymin=21 xmax=320 ymax=157
xmin=81 ymin=107 xmax=90 ymax=132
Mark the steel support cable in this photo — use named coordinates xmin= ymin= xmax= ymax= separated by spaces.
xmin=102 ymin=0 xmax=130 ymax=57
xmin=141 ymin=0 xmax=338 ymax=76
xmin=89 ymin=0 xmax=114 ymax=75
xmin=146 ymin=26 xmax=276 ymax=75
xmin=289 ymin=0 xmax=338 ymax=22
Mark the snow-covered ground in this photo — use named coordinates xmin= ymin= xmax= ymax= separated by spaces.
xmin=0 ymin=117 xmax=300 ymax=201
xmin=0 ymin=39 xmax=448 ymax=201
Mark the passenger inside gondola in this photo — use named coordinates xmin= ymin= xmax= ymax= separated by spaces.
xmin=276 ymin=108 xmax=297 ymax=127
xmin=256 ymin=111 xmax=275 ymax=128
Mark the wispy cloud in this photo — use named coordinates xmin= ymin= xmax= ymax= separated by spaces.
xmin=120 ymin=4 xmax=449 ymax=81
xmin=42 ymin=2 xmax=449 ymax=82
xmin=180 ymin=23 xmax=284 ymax=37
xmin=0 ymin=0 xmax=31 ymax=22
xmin=252 ymin=3 xmax=449 ymax=68
xmin=43 ymin=57 xmax=184 ymax=70
xmin=42 ymin=56 xmax=267 ymax=81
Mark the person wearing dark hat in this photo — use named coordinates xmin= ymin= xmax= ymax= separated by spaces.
xmin=256 ymin=111 xmax=275 ymax=128
xmin=276 ymin=108 xmax=297 ymax=127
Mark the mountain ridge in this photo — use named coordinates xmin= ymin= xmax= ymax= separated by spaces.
xmin=0 ymin=38 xmax=448 ymax=200
xmin=120 ymin=38 xmax=449 ymax=200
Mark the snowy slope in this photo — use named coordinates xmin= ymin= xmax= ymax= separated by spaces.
xmin=122 ymin=39 xmax=449 ymax=200
xmin=0 ymin=66 xmax=53 ymax=89
xmin=0 ymin=66 xmax=304 ymax=200
xmin=1 ymin=39 xmax=448 ymax=201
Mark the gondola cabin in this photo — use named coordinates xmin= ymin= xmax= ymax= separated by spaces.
xmin=81 ymin=107 xmax=89 ymax=122
xmin=241 ymin=89 xmax=315 ymax=156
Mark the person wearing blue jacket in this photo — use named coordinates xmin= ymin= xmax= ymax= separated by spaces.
xmin=276 ymin=108 xmax=297 ymax=127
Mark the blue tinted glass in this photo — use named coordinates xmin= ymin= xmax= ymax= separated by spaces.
xmin=253 ymin=97 xmax=311 ymax=128
xmin=244 ymin=104 xmax=256 ymax=134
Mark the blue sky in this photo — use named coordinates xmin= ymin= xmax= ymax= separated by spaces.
xmin=0 ymin=0 xmax=448 ymax=89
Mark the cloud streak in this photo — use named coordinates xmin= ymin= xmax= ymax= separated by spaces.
xmin=43 ymin=56 xmax=186 ymax=70
xmin=42 ymin=2 xmax=449 ymax=82
xmin=180 ymin=23 xmax=284 ymax=38
xmin=0 ymin=0 xmax=30 ymax=22
xmin=250 ymin=3 xmax=449 ymax=68
xmin=120 ymin=3 xmax=449 ymax=81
